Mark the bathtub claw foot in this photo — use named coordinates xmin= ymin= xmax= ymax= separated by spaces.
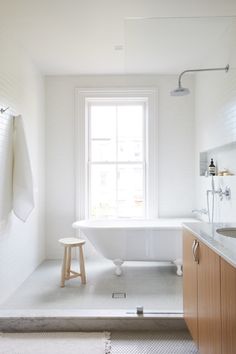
xmin=113 ymin=259 xmax=124 ymax=276
xmin=173 ymin=258 xmax=183 ymax=276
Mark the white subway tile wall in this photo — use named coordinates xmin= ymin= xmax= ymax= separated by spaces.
xmin=195 ymin=68 xmax=236 ymax=222
xmin=0 ymin=29 xmax=45 ymax=304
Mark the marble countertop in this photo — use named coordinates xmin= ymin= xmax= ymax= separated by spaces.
xmin=183 ymin=222 xmax=236 ymax=269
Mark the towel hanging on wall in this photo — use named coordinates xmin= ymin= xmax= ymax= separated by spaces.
xmin=0 ymin=113 xmax=13 ymax=225
xmin=12 ymin=115 xmax=34 ymax=221
xmin=0 ymin=114 xmax=34 ymax=223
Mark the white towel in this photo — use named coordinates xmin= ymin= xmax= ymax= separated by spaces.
xmin=12 ymin=115 xmax=34 ymax=221
xmin=0 ymin=114 xmax=34 ymax=223
xmin=0 ymin=114 xmax=13 ymax=224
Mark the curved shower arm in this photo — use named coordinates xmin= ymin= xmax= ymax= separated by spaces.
xmin=178 ymin=64 xmax=229 ymax=88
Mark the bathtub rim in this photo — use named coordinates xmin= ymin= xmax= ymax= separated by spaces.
xmin=72 ymin=217 xmax=199 ymax=230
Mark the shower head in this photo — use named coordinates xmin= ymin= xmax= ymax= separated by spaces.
xmin=171 ymin=64 xmax=229 ymax=97
xmin=170 ymin=86 xmax=190 ymax=96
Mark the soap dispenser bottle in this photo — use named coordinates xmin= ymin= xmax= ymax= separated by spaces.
xmin=208 ymin=158 xmax=216 ymax=176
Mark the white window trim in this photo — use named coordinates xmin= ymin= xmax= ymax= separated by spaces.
xmin=74 ymin=87 xmax=158 ymax=221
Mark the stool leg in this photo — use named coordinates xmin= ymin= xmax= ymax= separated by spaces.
xmin=79 ymin=245 xmax=86 ymax=284
xmin=61 ymin=246 xmax=67 ymax=287
xmin=66 ymin=246 xmax=71 ymax=278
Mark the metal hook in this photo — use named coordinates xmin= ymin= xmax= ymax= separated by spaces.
xmin=0 ymin=107 xmax=10 ymax=114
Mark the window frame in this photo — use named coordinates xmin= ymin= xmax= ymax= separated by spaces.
xmin=75 ymin=88 xmax=158 ymax=221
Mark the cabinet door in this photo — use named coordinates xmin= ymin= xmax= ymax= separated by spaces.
xmin=221 ymin=258 xmax=236 ymax=354
xmin=198 ymin=241 xmax=221 ymax=354
xmin=183 ymin=229 xmax=198 ymax=345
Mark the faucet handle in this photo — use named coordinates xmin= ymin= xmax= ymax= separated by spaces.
xmin=218 ymin=186 xmax=231 ymax=201
xmin=224 ymin=186 xmax=231 ymax=200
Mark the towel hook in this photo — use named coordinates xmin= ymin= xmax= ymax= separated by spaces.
xmin=0 ymin=107 xmax=10 ymax=114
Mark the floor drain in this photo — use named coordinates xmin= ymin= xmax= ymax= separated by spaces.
xmin=112 ymin=292 xmax=126 ymax=299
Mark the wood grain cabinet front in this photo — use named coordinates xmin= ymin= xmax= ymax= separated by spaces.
xmin=197 ymin=238 xmax=221 ymax=354
xmin=183 ymin=228 xmax=221 ymax=354
xmin=183 ymin=230 xmax=198 ymax=344
xmin=221 ymin=258 xmax=236 ymax=354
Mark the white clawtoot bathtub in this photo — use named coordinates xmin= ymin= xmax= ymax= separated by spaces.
xmin=72 ymin=218 xmax=198 ymax=276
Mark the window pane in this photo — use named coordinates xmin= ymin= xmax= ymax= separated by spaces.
xmin=91 ymin=140 xmax=116 ymax=162
xmin=90 ymin=106 xmax=116 ymax=139
xmin=117 ymin=106 xmax=143 ymax=139
xmin=117 ymin=105 xmax=143 ymax=161
xmin=117 ymin=164 xmax=144 ymax=217
xmin=118 ymin=140 xmax=143 ymax=162
xmin=90 ymin=164 xmax=116 ymax=218
xmin=90 ymin=105 xmax=116 ymax=161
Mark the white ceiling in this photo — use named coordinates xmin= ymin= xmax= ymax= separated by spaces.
xmin=1 ymin=0 xmax=236 ymax=75
xmin=125 ymin=17 xmax=235 ymax=74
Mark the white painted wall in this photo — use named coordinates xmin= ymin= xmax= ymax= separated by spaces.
xmin=195 ymin=68 xmax=236 ymax=222
xmin=0 ymin=30 xmax=45 ymax=304
xmin=45 ymin=75 xmax=195 ymax=259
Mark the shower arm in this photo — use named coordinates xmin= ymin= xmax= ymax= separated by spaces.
xmin=178 ymin=64 xmax=229 ymax=88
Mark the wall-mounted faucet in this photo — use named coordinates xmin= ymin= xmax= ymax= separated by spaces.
xmin=207 ymin=186 xmax=231 ymax=201
xmin=206 ymin=176 xmax=231 ymax=223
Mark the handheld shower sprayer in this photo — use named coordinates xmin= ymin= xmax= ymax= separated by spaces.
xmin=206 ymin=176 xmax=214 ymax=222
xmin=207 ymin=176 xmax=215 ymax=223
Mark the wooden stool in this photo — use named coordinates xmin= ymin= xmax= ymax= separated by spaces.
xmin=59 ymin=237 xmax=86 ymax=287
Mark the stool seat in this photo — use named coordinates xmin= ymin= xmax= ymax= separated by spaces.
xmin=59 ymin=237 xmax=86 ymax=287
xmin=59 ymin=237 xmax=85 ymax=246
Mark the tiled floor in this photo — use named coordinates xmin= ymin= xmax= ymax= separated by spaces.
xmin=0 ymin=331 xmax=199 ymax=354
xmin=111 ymin=331 xmax=199 ymax=354
xmin=1 ymin=258 xmax=183 ymax=312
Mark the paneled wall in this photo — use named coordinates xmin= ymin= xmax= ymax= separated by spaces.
xmin=0 ymin=30 xmax=45 ymax=304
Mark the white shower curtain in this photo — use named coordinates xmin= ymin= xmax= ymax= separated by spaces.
xmin=0 ymin=114 xmax=34 ymax=224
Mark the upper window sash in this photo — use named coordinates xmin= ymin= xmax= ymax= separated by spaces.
xmin=87 ymin=100 xmax=146 ymax=165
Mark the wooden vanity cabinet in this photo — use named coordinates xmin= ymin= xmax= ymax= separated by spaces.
xmin=183 ymin=228 xmax=221 ymax=354
xmin=197 ymin=237 xmax=221 ymax=354
xmin=183 ymin=230 xmax=198 ymax=344
xmin=221 ymin=258 xmax=236 ymax=354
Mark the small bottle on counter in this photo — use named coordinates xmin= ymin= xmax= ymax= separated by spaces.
xmin=208 ymin=158 xmax=216 ymax=176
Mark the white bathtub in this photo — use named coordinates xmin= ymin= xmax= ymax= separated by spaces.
xmin=72 ymin=218 xmax=198 ymax=276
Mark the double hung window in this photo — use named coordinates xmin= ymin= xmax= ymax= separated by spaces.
xmin=76 ymin=89 xmax=157 ymax=220
xmin=88 ymin=100 xmax=146 ymax=218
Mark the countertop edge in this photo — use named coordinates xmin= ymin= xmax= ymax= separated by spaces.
xmin=182 ymin=223 xmax=236 ymax=269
